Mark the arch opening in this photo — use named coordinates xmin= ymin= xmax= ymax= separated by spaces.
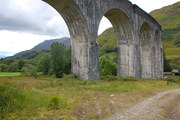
xmin=98 ymin=18 xmax=117 ymax=77
xmin=43 ymin=0 xmax=90 ymax=79
xmin=139 ymin=22 xmax=152 ymax=78
xmin=98 ymin=8 xmax=135 ymax=77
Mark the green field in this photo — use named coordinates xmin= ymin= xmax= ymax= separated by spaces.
xmin=0 ymin=72 xmax=21 ymax=77
xmin=0 ymin=75 xmax=179 ymax=120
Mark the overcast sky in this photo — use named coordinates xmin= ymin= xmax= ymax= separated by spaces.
xmin=0 ymin=0 xmax=179 ymax=57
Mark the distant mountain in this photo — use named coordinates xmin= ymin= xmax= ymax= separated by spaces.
xmin=14 ymin=37 xmax=70 ymax=58
xmin=31 ymin=37 xmax=70 ymax=51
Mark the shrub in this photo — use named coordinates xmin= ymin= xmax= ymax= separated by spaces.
xmin=48 ymin=96 xmax=67 ymax=110
xmin=99 ymin=45 xmax=117 ymax=56
xmin=21 ymin=65 xmax=37 ymax=78
xmin=100 ymin=56 xmax=117 ymax=76
xmin=0 ymin=64 xmax=7 ymax=72
xmin=37 ymin=56 xmax=50 ymax=75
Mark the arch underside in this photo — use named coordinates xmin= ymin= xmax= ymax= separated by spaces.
xmin=140 ymin=23 xmax=153 ymax=78
xmin=43 ymin=0 xmax=91 ymax=79
xmin=104 ymin=9 xmax=135 ymax=77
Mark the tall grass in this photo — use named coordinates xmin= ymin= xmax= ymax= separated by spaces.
xmin=0 ymin=83 xmax=27 ymax=119
xmin=48 ymin=96 xmax=67 ymax=110
xmin=0 ymin=82 xmax=49 ymax=119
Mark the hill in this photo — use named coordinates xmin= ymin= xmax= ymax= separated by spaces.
xmin=150 ymin=2 xmax=180 ymax=70
xmin=13 ymin=37 xmax=70 ymax=58
xmin=150 ymin=2 xmax=180 ymax=30
xmin=98 ymin=28 xmax=117 ymax=63
xmin=150 ymin=2 xmax=180 ymax=61
xmin=31 ymin=37 xmax=70 ymax=51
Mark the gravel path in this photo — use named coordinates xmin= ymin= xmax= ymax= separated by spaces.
xmin=105 ymin=89 xmax=180 ymax=120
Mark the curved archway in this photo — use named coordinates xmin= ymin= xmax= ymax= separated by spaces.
xmin=43 ymin=0 xmax=90 ymax=79
xmin=98 ymin=8 xmax=135 ymax=77
xmin=139 ymin=22 xmax=152 ymax=78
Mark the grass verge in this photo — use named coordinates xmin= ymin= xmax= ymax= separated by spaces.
xmin=0 ymin=75 xmax=179 ymax=120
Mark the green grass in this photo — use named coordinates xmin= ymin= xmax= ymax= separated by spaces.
xmin=0 ymin=75 xmax=179 ymax=120
xmin=0 ymin=72 xmax=21 ymax=77
xmin=163 ymin=39 xmax=180 ymax=59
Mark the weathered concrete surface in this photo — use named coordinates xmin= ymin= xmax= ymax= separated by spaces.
xmin=43 ymin=0 xmax=163 ymax=80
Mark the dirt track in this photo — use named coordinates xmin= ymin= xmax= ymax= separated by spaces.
xmin=105 ymin=89 xmax=180 ymax=120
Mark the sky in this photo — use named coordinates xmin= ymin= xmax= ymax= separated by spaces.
xmin=0 ymin=0 xmax=179 ymax=57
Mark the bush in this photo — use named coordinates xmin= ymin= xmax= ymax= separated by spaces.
xmin=48 ymin=96 xmax=67 ymax=110
xmin=0 ymin=64 xmax=7 ymax=72
xmin=21 ymin=65 xmax=37 ymax=78
xmin=100 ymin=56 xmax=117 ymax=76
xmin=164 ymin=55 xmax=172 ymax=72
xmin=6 ymin=63 xmax=18 ymax=72
xmin=99 ymin=45 xmax=117 ymax=56
xmin=37 ymin=56 xmax=50 ymax=75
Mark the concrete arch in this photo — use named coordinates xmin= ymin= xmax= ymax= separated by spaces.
xmin=43 ymin=0 xmax=90 ymax=79
xmin=43 ymin=0 xmax=163 ymax=80
xmin=104 ymin=9 xmax=134 ymax=44
xmin=99 ymin=8 xmax=135 ymax=77
xmin=139 ymin=22 xmax=153 ymax=78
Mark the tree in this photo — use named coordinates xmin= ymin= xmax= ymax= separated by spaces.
xmin=99 ymin=45 xmax=117 ymax=56
xmin=17 ymin=59 xmax=25 ymax=71
xmin=21 ymin=64 xmax=37 ymax=78
xmin=0 ymin=64 xmax=7 ymax=72
xmin=164 ymin=54 xmax=172 ymax=72
xmin=50 ymin=42 xmax=66 ymax=78
xmin=63 ymin=48 xmax=71 ymax=74
xmin=37 ymin=56 xmax=50 ymax=75
xmin=100 ymin=56 xmax=117 ymax=76
xmin=174 ymin=34 xmax=180 ymax=47
xmin=6 ymin=63 xmax=18 ymax=72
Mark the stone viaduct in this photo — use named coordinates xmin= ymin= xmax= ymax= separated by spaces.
xmin=43 ymin=0 xmax=164 ymax=80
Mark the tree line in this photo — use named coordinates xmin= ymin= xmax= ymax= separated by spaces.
xmin=0 ymin=42 xmax=71 ymax=78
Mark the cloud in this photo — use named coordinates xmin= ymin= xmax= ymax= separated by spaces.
xmin=0 ymin=0 xmax=69 ymax=37
xmin=130 ymin=0 xmax=180 ymax=13
xmin=0 ymin=0 xmax=179 ymax=38
xmin=0 ymin=30 xmax=54 ymax=53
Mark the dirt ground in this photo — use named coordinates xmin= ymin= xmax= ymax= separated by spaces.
xmin=104 ymin=89 xmax=180 ymax=120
